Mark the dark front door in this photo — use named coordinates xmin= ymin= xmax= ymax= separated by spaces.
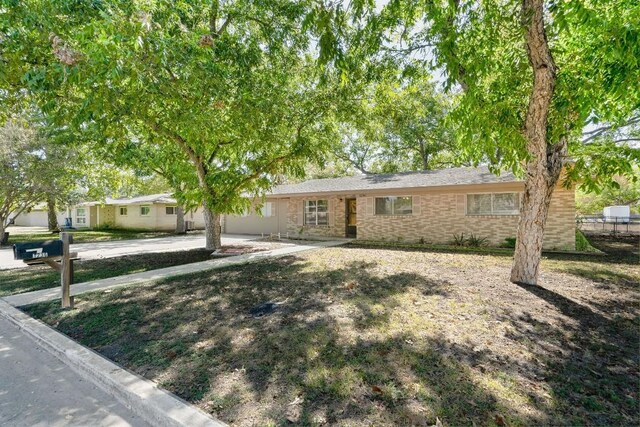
xmin=346 ymin=198 xmax=357 ymax=238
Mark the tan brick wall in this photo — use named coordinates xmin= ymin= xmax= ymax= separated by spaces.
xmin=287 ymin=195 xmax=355 ymax=238
xmin=285 ymin=184 xmax=575 ymax=249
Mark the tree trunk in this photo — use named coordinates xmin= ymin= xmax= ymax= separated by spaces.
xmin=510 ymin=0 xmax=565 ymax=285
xmin=202 ymin=203 xmax=222 ymax=250
xmin=47 ymin=196 xmax=59 ymax=231
xmin=0 ymin=219 xmax=6 ymax=246
xmin=175 ymin=206 xmax=186 ymax=234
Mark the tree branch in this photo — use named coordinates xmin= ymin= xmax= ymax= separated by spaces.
xmin=581 ymin=115 xmax=640 ymax=143
xmin=143 ymin=118 xmax=201 ymax=166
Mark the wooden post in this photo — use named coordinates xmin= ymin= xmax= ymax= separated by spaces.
xmin=60 ymin=232 xmax=73 ymax=309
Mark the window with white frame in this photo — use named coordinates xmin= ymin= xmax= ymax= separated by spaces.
xmin=165 ymin=206 xmax=177 ymax=215
xmin=374 ymin=196 xmax=413 ymax=215
xmin=304 ymin=200 xmax=328 ymax=225
xmin=119 ymin=206 xmax=128 ymax=216
xmin=467 ymin=192 xmax=520 ymax=215
xmin=261 ymin=202 xmax=274 ymax=217
xmin=140 ymin=205 xmax=151 ymax=216
xmin=76 ymin=208 xmax=87 ymax=224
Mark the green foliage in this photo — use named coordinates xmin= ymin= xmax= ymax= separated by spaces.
xmin=466 ymin=234 xmax=488 ymax=248
xmin=2 ymin=0 xmax=342 ymax=218
xmin=502 ymin=237 xmax=517 ymax=249
xmin=317 ymin=0 xmax=640 ymax=186
xmin=576 ymin=169 xmax=640 ymax=214
xmin=575 ymin=230 xmax=598 ymax=253
xmin=0 ymin=119 xmax=46 ymax=227
xmin=333 ymin=71 xmax=459 ymax=174
xmin=451 ymin=233 xmax=466 ymax=247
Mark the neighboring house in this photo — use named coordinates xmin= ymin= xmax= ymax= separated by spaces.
xmin=224 ymin=166 xmax=576 ymax=250
xmin=11 ymin=203 xmax=67 ymax=228
xmin=78 ymin=194 xmax=205 ymax=231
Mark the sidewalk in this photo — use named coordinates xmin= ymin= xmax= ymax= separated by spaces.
xmin=0 ymin=315 xmax=149 ymax=427
xmin=3 ymin=239 xmax=348 ymax=307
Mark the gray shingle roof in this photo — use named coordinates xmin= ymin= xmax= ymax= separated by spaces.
xmin=270 ymin=166 xmax=520 ymax=196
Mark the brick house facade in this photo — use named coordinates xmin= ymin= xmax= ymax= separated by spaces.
xmin=224 ymin=167 xmax=576 ymax=250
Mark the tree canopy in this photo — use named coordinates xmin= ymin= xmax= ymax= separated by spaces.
xmin=3 ymin=0 xmax=343 ymax=249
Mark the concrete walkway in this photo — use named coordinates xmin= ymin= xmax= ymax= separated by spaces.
xmin=3 ymin=239 xmax=348 ymax=307
xmin=0 ymin=315 xmax=149 ymax=427
xmin=0 ymin=234 xmax=265 ymax=270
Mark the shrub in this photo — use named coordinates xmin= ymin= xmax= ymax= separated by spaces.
xmin=451 ymin=233 xmax=466 ymax=246
xmin=466 ymin=233 xmax=488 ymax=247
xmin=575 ymin=229 xmax=598 ymax=252
xmin=502 ymin=237 xmax=517 ymax=248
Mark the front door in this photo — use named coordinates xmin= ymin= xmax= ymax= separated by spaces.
xmin=346 ymin=198 xmax=357 ymax=238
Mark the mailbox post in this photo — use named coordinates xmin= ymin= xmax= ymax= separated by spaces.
xmin=13 ymin=232 xmax=78 ymax=309
xmin=60 ymin=232 xmax=73 ymax=308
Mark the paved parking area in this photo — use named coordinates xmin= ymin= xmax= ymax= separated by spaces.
xmin=0 ymin=234 xmax=262 ymax=270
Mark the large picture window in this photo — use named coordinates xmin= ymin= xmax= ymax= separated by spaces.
xmin=467 ymin=193 xmax=519 ymax=215
xmin=375 ymin=196 xmax=413 ymax=215
xmin=304 ymin=200 xmax=328 ymax=225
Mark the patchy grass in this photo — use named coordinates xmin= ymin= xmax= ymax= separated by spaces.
xmin=0 ymin=249 xmax=214 ymax=297
xmin=5 ymin=228 xmax=180 ymax=245
xmin=24 ymin=241 xmax=639 ymax=426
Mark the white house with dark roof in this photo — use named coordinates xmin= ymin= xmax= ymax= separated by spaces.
xmin=224 ymin=166 xmax=576 ymax=250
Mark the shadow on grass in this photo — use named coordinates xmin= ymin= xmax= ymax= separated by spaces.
xmin=23 ymin=254 xmax=639 ymax=426
xmin=24 ymin=256 xmax=511 ymax=425
xmin=507 ymin=283 xmax=639 ymax=426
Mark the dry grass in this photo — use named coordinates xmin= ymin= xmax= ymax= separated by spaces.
xmin=25 ymin=240 xmax=639 ymax=426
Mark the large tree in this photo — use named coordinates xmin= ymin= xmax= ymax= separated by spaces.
xmin=334 ymin=73 xmax=458 ymax=174
xmin=3 ymin=0 xmax=340 ymax=250
xmin=315 ymin=0 xmax=639 ymax=284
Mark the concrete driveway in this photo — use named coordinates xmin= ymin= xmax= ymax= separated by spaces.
xmin=0 ymin=234 xmax=261 ymax=270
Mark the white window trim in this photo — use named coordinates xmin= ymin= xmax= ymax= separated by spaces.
xmin=75 ymin=208 xmax=87 ymax=225
xmin=304 ymin=199 xmax=329 ymax=226
xmin=374 ymin=196 xmax=414 ymax=216
xmin=465 ymin=192 xmax=521 ymax=216
xmin=140 ymin=205 xmax=151 ymax=216
xmin=165 ymin=206 xmax=177 ymax=215
xmin=119 ymin=206 xmax=128 ymax=216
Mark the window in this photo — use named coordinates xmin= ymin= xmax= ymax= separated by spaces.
xmin=119 ymin=206 xmax=128 ymax=216
xmin=304 ymin=200 xmax=328 ymax=225
xmin=140 ymin=206 xmax=151 ymax=216
xmin=261 ymin=202 xmax=274 ymax=217
xmin=76 ymin=208 xmax=86 ymax=225
xmin=165 ymin=206 xmax=177 ymax=215
xmin=374 ymin=196 xmax=413 ymax=215
xmin=467 ymin=193 xmax=519 ymax=215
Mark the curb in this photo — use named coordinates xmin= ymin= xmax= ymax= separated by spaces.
xmin=0 ymin=300 xmax=226 ymax=427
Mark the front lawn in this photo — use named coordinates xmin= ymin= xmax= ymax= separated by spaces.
xmin=5 ymin=228 xmax=179 ymax=245
xmin=24 ymin=246 xmax=639 ymax=426
xmin=0 ymin=249 xmax=215 ymax=297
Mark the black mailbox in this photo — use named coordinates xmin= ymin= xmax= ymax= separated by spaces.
xmin=13 ymin=240 xmax=64 ymax=261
